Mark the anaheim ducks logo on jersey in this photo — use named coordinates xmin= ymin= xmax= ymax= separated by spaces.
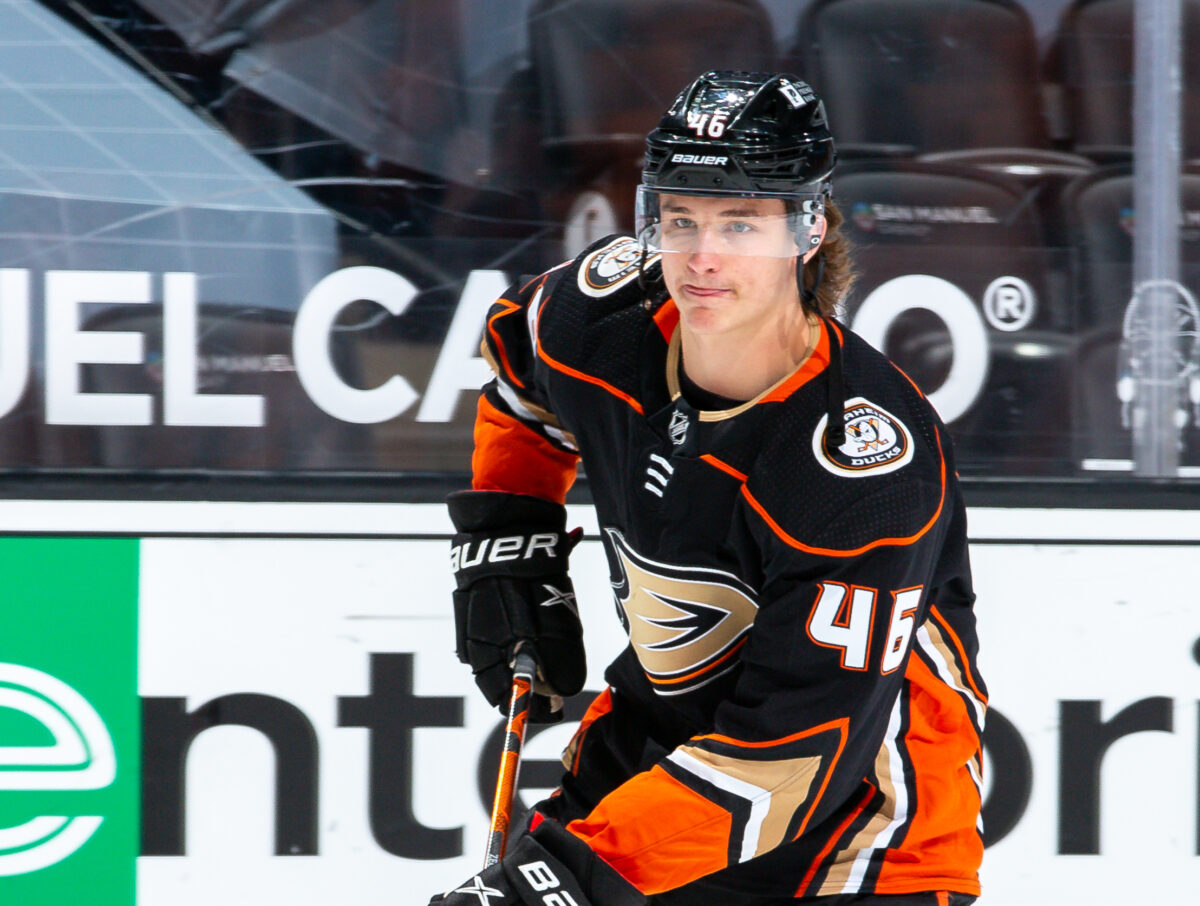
xmin=578 ymin=237 xmax=658 ymax=298
xmin=813 ymin=396 xmax=914 ymax=477
xmin=605 ymin=528 xmax=758 ymax=696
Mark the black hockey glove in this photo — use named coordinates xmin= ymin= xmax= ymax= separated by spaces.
xmin=427 ymin=819 xmax=644 ymax=906
xmin=447 ymin=490 xmax=586 ymax=723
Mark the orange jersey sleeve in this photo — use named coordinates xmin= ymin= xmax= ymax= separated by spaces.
xmin=471 ymin=269 xmax=580 ymax=502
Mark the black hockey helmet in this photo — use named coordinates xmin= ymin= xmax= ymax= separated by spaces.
xmin=636 ymin=71 xmax=836 ymax=260
xmin=641 ymin=70 xmax=836 ymax=199
xmin=637 ymin=72 xmax=847 ymax=448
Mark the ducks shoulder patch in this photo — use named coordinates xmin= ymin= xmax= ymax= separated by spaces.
xmin=579 ymin=237 xmax=656 ymax=297
xmin=813 ymin=397 xmax=914 ymax=477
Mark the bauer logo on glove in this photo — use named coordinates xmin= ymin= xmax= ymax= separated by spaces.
xmin=446 ymin=490 xmax=586 ymax=723
xmin=450 ymin=532 xmax=563 ymax=572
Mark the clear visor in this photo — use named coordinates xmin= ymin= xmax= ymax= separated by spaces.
xmin=635 ymin=185 xmax=826 ymax=259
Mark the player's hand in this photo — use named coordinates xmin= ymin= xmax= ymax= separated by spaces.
xmin=427 ymin=820 xmax=644 ymax=906
xmin=447 ymin=491 xmax=586 ymax=722
xmin=427 ymin=833 xmax=592 ymax=906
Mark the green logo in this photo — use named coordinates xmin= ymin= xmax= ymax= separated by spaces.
xmin=0 ymin=537 xmax=139 ymax=904
xmin=0 ymin=662 xmax=117 ymax=872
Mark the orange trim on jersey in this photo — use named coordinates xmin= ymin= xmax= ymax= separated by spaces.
xmin=577 ymin=687 xmax=614 ymax=728
xmin=486 ymin=297 xmax=527 ymax=390
xmin=700 ymin=454 xmax=748 ymax=482
xmin=796 ymin=782 xmax=877 ymax=896
xmin=537 ymin=343 xmax=645 ymax=415
xmin=565 ymin=688 xmax=615 ymax=775
xmin=567 ymin=765 xmax=733 ymax=894
xmin=760 ymin=317 xmax=832 ymax=404
xmin=653 ymin=298 xmax=679 ymax=342
xmin=471 ymin=396 xmax=578 ymax=502
xmin=520 ymin=272 xmax=550 ymax=294
xmin=696 ymin=716 xmax=848 ymax=751
xmin=697 ymin=717 xmax=849 ymax=840
xmin=872 ymin=655 xmax=983 ymax=896
xmin=569 ymin=719 xmax=851 ymax=894
xmin=891 ymin=359 xmax=929 ymax=400
xmin=530 ymin=267 xmax=646 ymax=412
xmin=929 ymin=605 xmax=989 ymax=706
xmin=828 ymin=319 xmax=845 ymax=344
xmin=742 ymin=424 xmax=947 ymax=558
xmin=647 ymin=636 xmax=747 ymax=687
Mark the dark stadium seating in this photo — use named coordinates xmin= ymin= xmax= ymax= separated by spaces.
xmin=833 ymin=160 xmax=1076 ymax=473
xmin=510 ymin=0 xmax=777 ymax=250
xmin=1047 ymin=0 xmax=1200 ymax=162
xmin=1060 ymin=167 xmax=1200 ymax=466
xmin=786 ymin=0 xmax=1053 ymax=158
xmin=526 ymin=0 xmax=775 ymax=151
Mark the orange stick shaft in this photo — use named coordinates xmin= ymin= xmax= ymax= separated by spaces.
xmin=484 ymin=649 xmax=537 ymax=867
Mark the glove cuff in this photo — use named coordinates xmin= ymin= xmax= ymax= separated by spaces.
xmin=447 ymin=491 xmax=567 ymax=533
xmin=448 ymin=493 xmax=579 ymax=589
xmin=501 ymin=833 xmax=594 ymax=906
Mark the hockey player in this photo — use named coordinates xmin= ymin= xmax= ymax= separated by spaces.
xmin=433 ymin=71 xmax=986 ymax=906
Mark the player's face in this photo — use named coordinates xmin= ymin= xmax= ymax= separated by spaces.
xmin=656 ymin=194 xmax=812 ymax=340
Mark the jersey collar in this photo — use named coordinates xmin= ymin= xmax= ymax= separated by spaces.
xmin=663 ymin=313 xmax=831 ymax=420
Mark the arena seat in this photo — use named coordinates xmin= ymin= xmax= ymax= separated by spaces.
xmin=527 ymin=0 xmax=775 ymax=151
xmin=514 ymin=0 xmax=777 ymax=253
xmin=1060 ymin=167 xmax=1200 ymax=467
xmin=833 ymin=160 xmax=1075 ymax=474
xmin=1047 ymin=0 xmax=1200 ymax=163
xmin=786 ymin=0 xmax=1052 ymax=159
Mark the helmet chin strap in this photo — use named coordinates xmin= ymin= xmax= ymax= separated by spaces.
xmin=798 ymin=250 xmax=825 ymax=314
xmin=797 ymin=251 xmax=847 ymax=450
xmin=823 ymin=320 xmax=846 ymax=450
xmin=637 ymin=247 xmax=668 ymax=309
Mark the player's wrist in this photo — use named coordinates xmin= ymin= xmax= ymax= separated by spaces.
xmin=447 ymin=491 xmax=579 ymax=589
xmin=447 ymin=490 xmax=567 ymax=534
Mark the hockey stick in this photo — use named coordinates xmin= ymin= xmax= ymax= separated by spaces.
xmin=484 ymin=647 xmax=538 ymax=867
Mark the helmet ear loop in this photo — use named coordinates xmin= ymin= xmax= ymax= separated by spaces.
xmin=796 ymin=210 xmax=827 ymax=314
xmin=794 ymin=242 xmax=845 ymax=452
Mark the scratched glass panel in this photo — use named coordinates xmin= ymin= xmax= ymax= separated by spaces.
xmin=0 ymin=0 xmax=1190 ymax=486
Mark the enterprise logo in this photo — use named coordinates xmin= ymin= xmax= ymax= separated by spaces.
xmin=0 ymin=662 xmax=116 ymax=875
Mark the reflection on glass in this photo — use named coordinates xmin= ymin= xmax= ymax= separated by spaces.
xmin=0 ymin=0 xmax=1194 ymax=485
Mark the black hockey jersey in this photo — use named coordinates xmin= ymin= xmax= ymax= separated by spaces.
xmin=470 ymin=235 xmax=987 ymax=900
